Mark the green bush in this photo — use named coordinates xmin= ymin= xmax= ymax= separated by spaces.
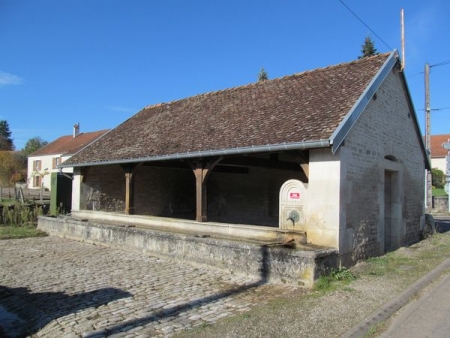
xmin=432 ymin=168 xmax=445 ymax=189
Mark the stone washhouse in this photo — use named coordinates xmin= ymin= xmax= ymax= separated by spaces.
xmin=39 ymin=51 xmax=430 ymax=287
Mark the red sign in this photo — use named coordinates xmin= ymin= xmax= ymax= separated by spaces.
xmin=289 ymin=192 xmax=300 ymax=199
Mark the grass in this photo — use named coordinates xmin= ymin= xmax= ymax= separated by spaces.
xmin=0 ymin=225 xmax=47 ymax=240
xmin=365 ymin=322 xmax=386 ymax=337
xmin=0 ymin=198 xmax=15 ymax=205
xmin=314 ymin=268 xmax=356 ymax=292
xmin=433 ymin=188 xmax=448 ymax=197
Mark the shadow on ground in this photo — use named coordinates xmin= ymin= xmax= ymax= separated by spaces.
xmin=84 ymin=245 xmax=272 ymax=337
xmin=0 ymin=285 xmax=132 ymax=338
xmin=435 ymin=218 xmax=450 ymax=233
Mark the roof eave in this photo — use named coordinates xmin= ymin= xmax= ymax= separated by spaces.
xmin=330 ymin=51 xmax=399 ymax=153
xmin=59 ymin=139 xmax=331 ymax=168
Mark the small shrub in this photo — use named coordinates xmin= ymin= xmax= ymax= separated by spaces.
xmin=0 ymin=202 xmax=43 ymax=227
xmin=330 ymin=268 xmax=356 ymax=281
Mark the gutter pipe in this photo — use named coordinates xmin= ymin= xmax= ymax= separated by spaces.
xmin=59 ymin=139 xmax=331 ymax=168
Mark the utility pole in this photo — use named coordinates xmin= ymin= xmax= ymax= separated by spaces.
xmin=401 ymin=9 xmax=405 ymax=70
xmin=425 ymin=63 xmax=432 ymax=210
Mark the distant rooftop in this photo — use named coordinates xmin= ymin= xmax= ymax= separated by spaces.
xmin=29 ymin=129 xmax=109 ymax=157
xmin=430 ymin=134 xmax=450 ymax=158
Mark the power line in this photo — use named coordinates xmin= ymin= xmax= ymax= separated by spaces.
xmin=407 ymin=71 xmax=424 ymax=78
xmin=407 ymin=59 xmax=450 ymax=78
xmin=420 ymin=107 xmax=450 ymax=111
xmin=338 ymin=0 xmax=393 ymax=51
xmin=431 ymin=59 xmax=450 ymax=68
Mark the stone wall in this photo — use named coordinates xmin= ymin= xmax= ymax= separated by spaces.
xmin=207 ymin=167 xmax=304 ymax=226
xmin=433 ymin=196 xmax=449 ymax=213
xmin=38 ymin=216 xmax=338 ymax=287
xmin=78 ymin=163 xmax=305 ymax=227
xmin=134 ymin=165 xmax=195 ymax=218
xmin=307 ymin=149 xmax=341 ymax=248
xmin=338 ymin=69 xmax=425 ymax=264
xmin=81 ymin=165 xmax=125 ymax=212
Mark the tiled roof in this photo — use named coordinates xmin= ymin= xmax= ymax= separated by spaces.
xmin=65 ymin=53 xmax=391 ymax=166
xmin=430 ymin=134 xmax=450 ymax=158
xmin=29 ymin=130 xmax=109 ymax=157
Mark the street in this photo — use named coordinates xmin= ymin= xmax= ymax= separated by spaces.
xmin=379 ymin=215 xmax=450 ymax=338
xmin=379 ymin=270 xmax=450 ymax=337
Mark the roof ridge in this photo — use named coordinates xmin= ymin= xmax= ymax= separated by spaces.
xmin=142 ymin=52 xmax=392 ymax=110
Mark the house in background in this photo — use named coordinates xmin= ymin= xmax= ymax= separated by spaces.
xmin=27 ymin=124 xmax=109 ymax=191
xmin=429 ymin=134 xmax=450 ymax=173
xmin=60 ymin=51 xmax=429 ymax=267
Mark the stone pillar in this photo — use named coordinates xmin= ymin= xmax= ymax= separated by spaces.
xmin=72 ymin=167 xmax=83 ymax=212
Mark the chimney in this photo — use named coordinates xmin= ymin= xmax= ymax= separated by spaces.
xmin=73 ymin=123 xmax=80 ymax=138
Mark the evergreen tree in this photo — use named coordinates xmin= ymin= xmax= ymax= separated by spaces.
xmin=359 ymin=36 xmax=379 ymax=59
xmin=0 ymin=120 xmax=14 ymax=150
xmin=22 ymin=137 xmax=48 ymax=156
xmin=258 ymin=67 xmax=269 ymax=81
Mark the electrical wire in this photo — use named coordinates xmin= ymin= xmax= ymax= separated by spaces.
xmin=338 ymin=0 xmax=393 ymax=51
xmin=431 ymin=59 xmax=450 ymax=68
xmin=407 ymin=71 xmax=424 ymax=78
xmin=419 ymin=107 xmax=450 ymax=111
xmin=432 ymin=107 xmax=450 ymax=111
xmin=408 ymin=59 xmax=450 ymax=78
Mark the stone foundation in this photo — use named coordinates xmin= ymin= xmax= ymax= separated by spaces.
xmin=38 ymin=215 xmax=337 ymax=288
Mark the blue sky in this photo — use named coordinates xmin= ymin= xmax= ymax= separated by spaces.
xmin=1 ymin=0 xmax=449 ymax=150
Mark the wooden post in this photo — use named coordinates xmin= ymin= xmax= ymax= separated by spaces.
xmin=122 ymin=164 xmax=136 ymax=215
xmin=194 ymin=163 xmax=207 ymax=222
xmin=191 ymin=157 xmax=222 ymax=222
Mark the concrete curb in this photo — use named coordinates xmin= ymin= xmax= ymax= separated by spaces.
xmin=341 ymin=255 xmax=450 ymax=338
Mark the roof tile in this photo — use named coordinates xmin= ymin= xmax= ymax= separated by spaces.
xmin=66 ymin=53 xmax=391 ymax=165
xmin=430 ymin=134 xmax=450 ymax=158
xmin=29 ymin=130 xmax=109 ymax=157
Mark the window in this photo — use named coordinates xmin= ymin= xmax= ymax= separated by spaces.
xmin=33 ymin=175 xmax=42 ymax=188
xmin=52 ymin=157 xmax=61 ymax=169
xmin=33 ymin=160 xmax=42 ymax=171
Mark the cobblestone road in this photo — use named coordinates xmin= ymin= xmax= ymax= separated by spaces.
xmin=0 ymin=236 xmax=296 ymax=337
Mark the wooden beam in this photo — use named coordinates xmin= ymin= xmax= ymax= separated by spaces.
xmin=121 ymin=164 xmax=138 ymax=215
xmin=191 ymin=157 xmax=222 ymax=222
xmin=220 ymin=156 xmax=303 ymax=171
xmin=80 ymin=167 xmax=89 ymax=183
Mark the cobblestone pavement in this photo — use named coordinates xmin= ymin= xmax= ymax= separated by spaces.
xmin=0 ymin=237 xmax=296 ymax=338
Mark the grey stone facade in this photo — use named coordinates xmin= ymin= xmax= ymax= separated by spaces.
xmin=338 ymin=69 xmax=425 ymax=264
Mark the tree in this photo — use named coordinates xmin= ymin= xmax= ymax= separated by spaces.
xmin=359 ymin=36 xmax=379 ymax=59
xmin=22 ymin=137 xmax=48 ymax=156
xmin=0 ymin=120 xmax=14 ymax=151
xmin=0 ymin=151 xmax=25 ymax=187
xmin=432 ymin=168 xmax=445 ymax=189
xmin=258 ymin=67 xmax=269 ymax=81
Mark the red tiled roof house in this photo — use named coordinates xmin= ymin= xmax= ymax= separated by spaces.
xmin=27 ymin=124 xmax=108 ymax=190
xmin=61 ymin=51 xmax=429 ymax=265
xmin=429 ymin=134 xmax=450 ymax=174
